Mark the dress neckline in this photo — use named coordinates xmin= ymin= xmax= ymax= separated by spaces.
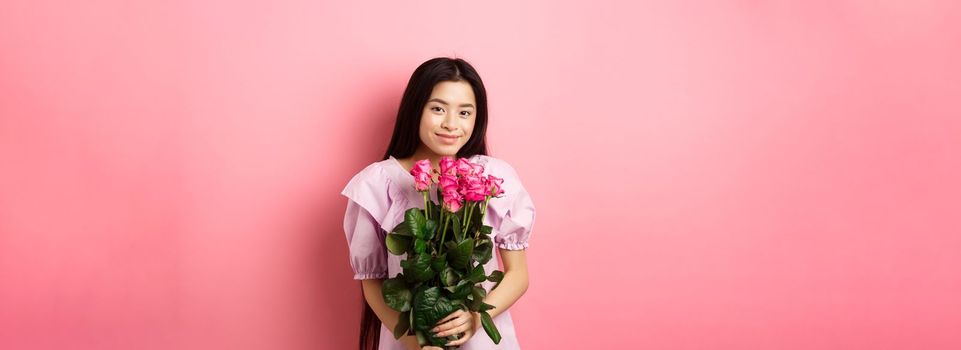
xmin=388 ymin=156 xmax=413 ymax=177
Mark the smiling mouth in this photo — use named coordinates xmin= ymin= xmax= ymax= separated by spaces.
xmin=436 ymin=134 xmax=459 ymax=139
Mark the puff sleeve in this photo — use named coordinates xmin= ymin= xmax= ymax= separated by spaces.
xmin=490 ymin=160 xmax=537 ymax=250
xmin=341 ymin=163 xmax=391 ymax=280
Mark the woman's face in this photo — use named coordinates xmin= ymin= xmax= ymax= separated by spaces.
xmin=417 ymin=80 xmax=477 ymax=157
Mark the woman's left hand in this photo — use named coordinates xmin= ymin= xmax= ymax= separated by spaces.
xmin=431 ymin=309 xmax=480 ymax=347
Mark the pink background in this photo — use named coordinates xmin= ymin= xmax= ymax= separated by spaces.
xmin=2 ymin=1 xmax=960 ymax=349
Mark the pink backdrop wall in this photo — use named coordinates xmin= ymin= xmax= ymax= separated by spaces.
xmin=2 ymin=1 xmax=959 ymax=349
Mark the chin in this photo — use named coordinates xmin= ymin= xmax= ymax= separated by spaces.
xmin=430 ymin=146 xmax=460 ymax=156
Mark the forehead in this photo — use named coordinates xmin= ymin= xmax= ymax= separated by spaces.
xmin=429 ymin=80 xmax=476 ymax=102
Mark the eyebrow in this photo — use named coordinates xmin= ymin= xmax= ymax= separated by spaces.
xmin=428 ymin=98 xmax=474 ymax=108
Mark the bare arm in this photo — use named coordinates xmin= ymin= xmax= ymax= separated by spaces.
xmin=361 ymin=279 xmax=423 ymax=350
xmin=471 ymin=249 xmax=529 ymax=329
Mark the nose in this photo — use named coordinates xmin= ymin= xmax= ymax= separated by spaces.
xmin=440 ymin=112 xmax=457 ymax=131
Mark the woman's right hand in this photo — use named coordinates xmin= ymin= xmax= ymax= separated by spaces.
xmin=421 ymin=347 xmax=444 ymax=350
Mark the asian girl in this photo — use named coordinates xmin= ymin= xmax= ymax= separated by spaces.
xmin=342 ymin=57 xmax=535 ymax=350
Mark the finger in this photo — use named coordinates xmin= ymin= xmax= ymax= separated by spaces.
xmin=445 ymin=329 xmax=474 ymax=346
xmin=436 ymin=319 xmax=471 ymax=338
xmin=434 ymin=313 xmax=470 ymax=335
xmin=435 ymin=309 xmax=464 ymax=326
xmin=433 ymin=311 xmax=465 ymax=332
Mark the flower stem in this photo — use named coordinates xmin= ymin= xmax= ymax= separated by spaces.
xmin=464 ymin=202 xmax=475 ymax=239
xmin=439 ymin=212 xmax=450 ymax=254
xmin=481 ymin=197 xmax=490 ymax=221
xmin=478 ymin=197 xmax=490 ymax=239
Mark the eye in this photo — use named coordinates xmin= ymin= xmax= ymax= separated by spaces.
xmin=431 ymin=106 xmax=444 ymax=113
xmin=460 ymin=111 xmax=472 ymax=118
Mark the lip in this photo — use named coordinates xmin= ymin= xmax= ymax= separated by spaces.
xmin=436 ymin=133 xmax=459 ymax=144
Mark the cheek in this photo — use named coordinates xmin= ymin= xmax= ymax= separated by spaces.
xmin=422 ymin=112 xmax=442 ymax=126
xmin=419 ymin=114 xmax=435 ymax=131
xmin=463 ymin=119 xmax=476 ymax=137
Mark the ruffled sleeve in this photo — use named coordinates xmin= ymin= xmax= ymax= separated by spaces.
xmin=341 ymin=163 xmax=391 ymax=280
xmin=487 ymin=158 xmax=536 ymax=250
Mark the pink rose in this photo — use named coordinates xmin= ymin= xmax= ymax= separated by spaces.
xmin=459 ymin=173 xmax=487 ymax=202
xmin=439 ymin=173 xmax=458 ymax=192
xmin=415 ymin=173 xmax=432 ymax=191
xmin=410 ymin=159 xmax=433 ymax=191
xmin=455 ymin=158 xmax=474 ymax=176
xmin=439 ymin=156 xmax=457 ymax=176
xmin=442 ymin=185 xmax=463 ymax=213
xmin=486 ymin=174 xmax=504 ymax=198
xmin=470 ymin=162 xmax=484 ymax=176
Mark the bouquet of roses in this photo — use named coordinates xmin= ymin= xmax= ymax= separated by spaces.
xmin=381 ymin=156 xmax=506 ymax=348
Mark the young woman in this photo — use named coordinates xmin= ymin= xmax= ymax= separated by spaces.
xmin=341 ymin=57 xmax=536 ymax=350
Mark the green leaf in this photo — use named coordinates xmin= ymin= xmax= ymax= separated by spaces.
xmin=406 ymin=208 xmax=427 ymax=239
xmin=405 ymin=207 xmax=424 ymax=224
xmin=472 ymin=286 xmax=487 ymax=300
xmin=480 ymin=311 xmax=501 ymax=344
xmin=470 ymin=286 xmax=488 ymax=311
xmin=404 ymin=253 xmax=435 ymax=283
xmin=413 ymin=287 xmax=456 ymax=346
xmin=440 ymin=267 xmax=458 ymax=287
xmin=398 ymin=260 xmax=410 ymax=283
xmin=478 ymin=301 xmax=496 ymax=312
xmin=480 ymin=225 xmax=492 ymax=235
xmin=467 ymin=264 xmax=487 ymax=283
xmin=391 ymin=220 xmax=413 ymax=237
xmin=393 ymin=311 xmax=410 ymax=339
xmin=386 ymin=233 xmax=412 ymax=255
xmin=487 ymin=270 xmax=505 ymax=290
xmin=423 ymin=219 xmax=437 ymax=240
xmin=452 ymin=216 xmax=462 ymax=242
xmin=473 ymin=239 xmax=493 ymax=265
xmin=430 ymin=254 xmax=447 ymax=273
xmin=476 ymin=233 xmax=490 ymax=242
xmin=382 ymin=277 xmax=411 ymax=312
xmin=447 ymin=238 xmax=475 ymax=269
xmin=444 ymin=279 xmax=468 ymax=294
xmin=414 ymin=238 xmax=427 ymax=254
xmin=451 ymin=280 xmax=473 ymax=299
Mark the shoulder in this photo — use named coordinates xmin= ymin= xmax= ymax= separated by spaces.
xmin=341 ymin=160 xmax=393 ymax=196
xmin=474 ymin=155 xmax=521 ymax=180
xmin=348 ymin=161 xmax=388 ymax=181
xmin=476 ymin=155 xmax=536 ymax=225
xmin=473 ymin=155 xmax=531 ymax=201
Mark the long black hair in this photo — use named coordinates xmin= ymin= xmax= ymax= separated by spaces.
xmin=381 ymin=57 xmax=490 ymax=161
xmin=361 ymin=57 xmax=491 ymax=350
